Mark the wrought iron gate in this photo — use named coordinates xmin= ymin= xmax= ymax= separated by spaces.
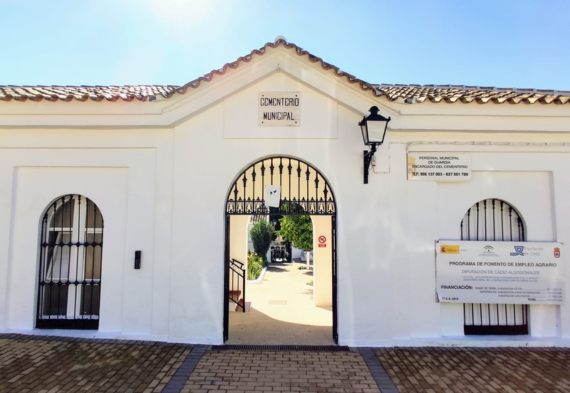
xmin=226 ymin=157 xmax=336 ymax=216
xmin=36 ymin=195 xmax=104 ymax=330
xmin=460 ymin=198 xmax=528 ymax=335
xmin=224 ymin=156 xmax=338 ymax=342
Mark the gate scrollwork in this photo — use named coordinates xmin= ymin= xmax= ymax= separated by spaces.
xmin=226 ymin=157 xmax=336 ymax=216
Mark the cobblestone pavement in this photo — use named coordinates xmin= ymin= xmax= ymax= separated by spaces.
xmin=182 ymin=349 xmax=380 ymax=393
xmin=375 ymin=347 xmax=570 ymax=393
xmin=0 ymin=335 xmax=191 ymax=393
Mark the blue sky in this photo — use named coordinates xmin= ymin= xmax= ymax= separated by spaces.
xmin=1 ymin=0 xmax=569 ymax=90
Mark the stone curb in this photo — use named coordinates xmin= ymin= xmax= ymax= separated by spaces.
xmin=358 ymin=347 xmax=399 ymax=393
xmin=162 ymin=345 xmax=208 ymax=393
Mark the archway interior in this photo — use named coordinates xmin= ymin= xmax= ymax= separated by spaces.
xmin=226 ymin=213 xmax=333 ymax=345
xmin=224 ymin=157 xmax=337 ymax=344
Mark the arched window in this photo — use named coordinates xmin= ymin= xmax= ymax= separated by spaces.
xmin=36 ymin=195 xmax=104 ymax=330
xmin=461 ymin=199 xmax=524 ymax=242
xmin=460 ymin=198 xmax=528 ymax=335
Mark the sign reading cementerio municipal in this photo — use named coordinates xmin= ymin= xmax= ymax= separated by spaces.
xmin=258 ymin=92 xmax=300 ymax=127
xmin=407 ymin=152 xmax=471 ymax=181
xmin=436 ymin=241 xmax=564 ymax=305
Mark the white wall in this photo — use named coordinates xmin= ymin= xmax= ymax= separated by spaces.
xmin=0 ymin=129 xmax=174 ymax=340
xmin=291 ymin=246 xmax=303 ymax=259
xmin=7 ymin=167 xmax=128 ymax=331
xmin=311 ymin=216 xmax=332 ymax=308
xmin=1 ymin=54 xmax=569 ymax=346
xmin=229 ymin=215 xmax=250 ymax=293
xmin=435 ymin=170 xmax=558 ymax=337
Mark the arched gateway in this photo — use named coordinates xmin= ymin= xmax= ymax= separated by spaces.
xmin=224 ymin=156 xmax=338 ymax=342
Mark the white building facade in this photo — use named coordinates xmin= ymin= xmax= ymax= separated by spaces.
xmin=1 ymin=38 xmax=569 ymax=346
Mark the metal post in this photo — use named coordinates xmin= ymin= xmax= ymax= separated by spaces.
xmin=363 ymin=145 xmax=377 ymax=184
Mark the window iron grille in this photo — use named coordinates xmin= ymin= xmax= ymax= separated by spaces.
xmin=36 ymin=194 xmax=104 ymax=330
xmin=460 ymin=198 xmax=528 ymax=335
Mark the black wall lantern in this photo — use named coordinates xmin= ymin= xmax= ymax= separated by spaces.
xmin=359 ymin=106 xmax=391 ymax=184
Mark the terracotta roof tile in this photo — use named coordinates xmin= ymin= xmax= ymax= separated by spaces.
xmin=374 ymin=84 xmax=570 ymax=105
xmin=0 ymin=84 xmax=179 ymax=102
xmin=1 ymin=38 xmax=570 ymax=105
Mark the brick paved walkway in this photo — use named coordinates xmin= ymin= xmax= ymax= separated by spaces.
xmin=375 ymin=347 xmax=570 ymax=393
xmin=3 ymin=334 xmax=570 ymax=393
xmin=182 ymin=349 xmax=380 ymax=393
xmin=0 ymin=335 xmax=191 ymax=393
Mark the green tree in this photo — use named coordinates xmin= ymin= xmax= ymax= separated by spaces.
xmin=278 ymin=215 xmax=313 ymax=251
xmin=249 ymin=218 xmax=275 ymax=265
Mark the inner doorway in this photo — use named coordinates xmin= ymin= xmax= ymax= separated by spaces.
xmin=224 ymin=156 xmax=337 ymax=344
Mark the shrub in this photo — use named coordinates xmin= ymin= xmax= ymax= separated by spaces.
xmin=247 ymin=252 xmax=263 ymax=280
xmin=249 ymin=218 xmax=274 ymax=265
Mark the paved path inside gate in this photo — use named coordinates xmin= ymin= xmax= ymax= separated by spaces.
xmin=227 ymin=262 xmax=333 ymax=345
xmin=2 ymin=335 xmax=570 ymax=393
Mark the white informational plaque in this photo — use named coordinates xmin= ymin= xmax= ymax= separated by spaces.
xmin=408 ymin=152 xmax=471 ymax=181
xmin=258 ymin=92 xmax=301 ymax=127
xmin=265 ymin=185 xmax=281 ymax=208
xmin=436 ymin=241 xmax=564 ymax=305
